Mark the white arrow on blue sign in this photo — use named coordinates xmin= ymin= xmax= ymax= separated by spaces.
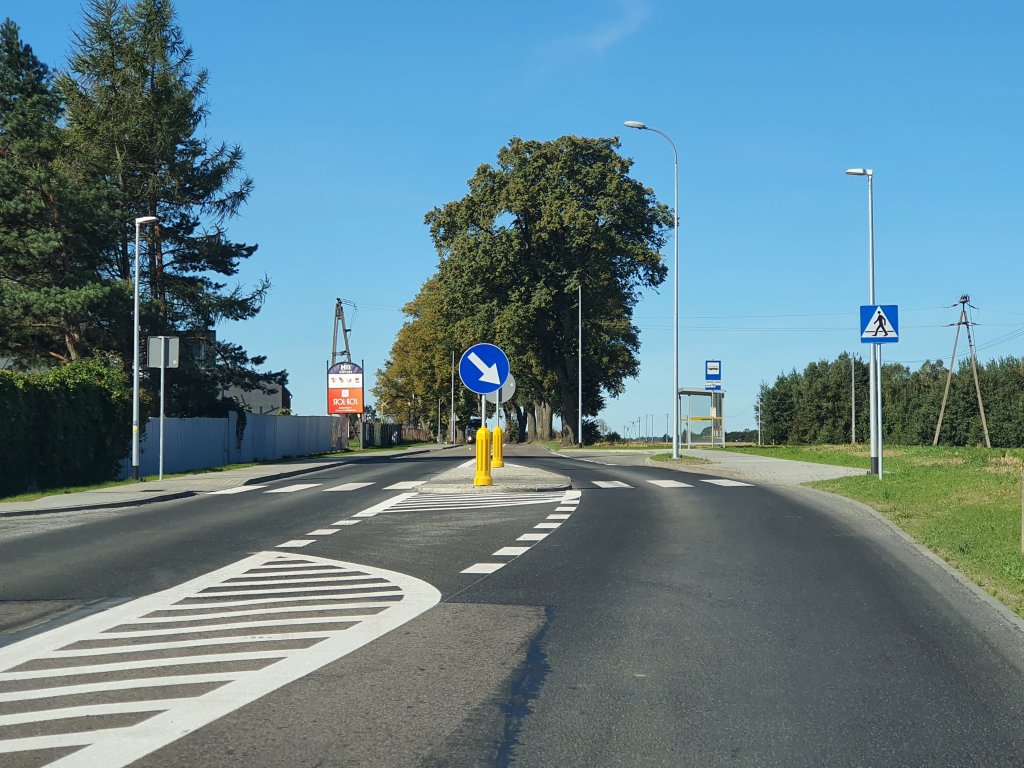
xmin=860 ymin=305 xmax=899 ymax=343
xmin=459 ymin=343 xmax=510 ymax=395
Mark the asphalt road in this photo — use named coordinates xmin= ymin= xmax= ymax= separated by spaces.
xmin=3 ymin=447 xmax=1024 ymax=767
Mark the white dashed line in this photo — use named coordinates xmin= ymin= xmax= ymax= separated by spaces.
xmin=307 ymin=529 xmax=340 ymax=536
xmin=493 ymin=546 xmax=530 ymax=557
xmin=648 ymin=479 xmax=694 ymax=488
xmin=265 ymin=484 xmax=322 ymax=494
xmin=331 ymin=520 xmax=361 ymax=526
xmin=460 ymin=563 xmax=505 ymax=574
xmin=701 ymin=479 xmax=754 ymax=487
xmin=277 ymin=540 xmax=315 ymax=548
xmin=534 ymin=522 xmax=561 ymax=530
xmin=206 ymin=486 xmax=266 ymax=495
xmin=592 ymin=480 xmax=631 ymax=488
xmin=323 ymin=482 xmax=374 ymax=492
xmin=518 ymin=533 xmax=548 ymax=541
xmin=555 ymin=506 xmax=576 ymax=511
xmin=547 ymin=514 xmax=571 ymax=520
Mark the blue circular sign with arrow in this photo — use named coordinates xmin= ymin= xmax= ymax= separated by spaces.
xmin=459 ymin=343 xmax=510 ymax=395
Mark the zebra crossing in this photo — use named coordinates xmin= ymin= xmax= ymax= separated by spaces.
xmin=206 ymin=478 xmax=753 ymax=496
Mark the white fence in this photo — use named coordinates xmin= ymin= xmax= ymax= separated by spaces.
xmin=118 ymin=412 xmax=339 ymax=479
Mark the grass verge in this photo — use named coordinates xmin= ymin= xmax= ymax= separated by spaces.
xmin=726 ymin=445 xmax=1024 ymax=617
xmin=651 ymin=453 xmax=712 ymax=465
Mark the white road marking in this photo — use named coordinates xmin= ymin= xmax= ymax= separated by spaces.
xmin=701 ymin=479 xmax=754 ymax=487
xmin=353 ymin=492 xmax=418 ymax=517
xmin=534 ymin=522 xmax=561 ymax=529
xmin=518 ymin=533 xmax=548 ymax=541
xmin=332 ymin=520 xmax=361 ymax=526
xmin=592 ymin=480 xmax=631 ymax=488
xmin=265 ymin=483 xmax=322 ymax=494
xmin=323 ymin=482 xmax=374 ymax=492
xmin=0 ymin=553 xmax=440 ymax=764
xmin=563 ymin=490 xmax=582 ymax=500
xmin=385 ymin=480 xmax=426 ymax=490
xmin=277 ymin=540 xmax=314 ymax=548
xmin=307 ymin=529 xmax=340 ymax=536
xmin=555 ymin=506 xmax=576 ymax=512
xmin=493 ymin=546 xmax=530 ymax=557
xmin=648 ymin=479 xmax=694 ymax=488
xmin=547 ymin=514 xmax=571 ymax=520
xmin=205 ymin=485 xmax=265 ymax=495
xmin=460 ymin=563 xmax=505 ymax=574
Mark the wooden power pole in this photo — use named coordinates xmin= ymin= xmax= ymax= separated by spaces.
xmin=933 ymin=294 xmax=991 ymax=448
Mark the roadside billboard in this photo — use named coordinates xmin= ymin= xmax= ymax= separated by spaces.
xmin=327 ymin=361 xmax=364 ymax=415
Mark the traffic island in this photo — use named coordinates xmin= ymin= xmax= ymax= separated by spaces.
xmin=419 ymin=459 xmax=570 ymax=494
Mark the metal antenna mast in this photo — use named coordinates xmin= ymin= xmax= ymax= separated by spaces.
xmin=933 ymin=294 xmax=991 ymax=447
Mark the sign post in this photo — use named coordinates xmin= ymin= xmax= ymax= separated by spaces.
xmin=147 ymin=336 xmax=179 ymax=480
xmin=860 ymin=304 xmax=899 ymax=479
xmin=459 ymin=344 xmax=510 ymax=486
xmin=328 ymin=362 xmax=364 ymax=451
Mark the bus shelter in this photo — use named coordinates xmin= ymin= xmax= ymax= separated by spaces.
xmin=677 ymin=387 xmax=726 ymax=448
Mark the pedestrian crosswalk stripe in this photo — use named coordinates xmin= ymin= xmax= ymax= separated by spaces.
xmin=206 ymin=486 xmax=265 ymax=495
xmin=323 ymin=482 xmax=374 ymax=492
xmin=700 ymin=479 xmax=754 ymax=487
xmin=534 ymin=522 xmax=561 ymax=529
xmin=593 ymin=480 xmax=631 ymax=488
xmin=277 ymin=540 xmax=315 ymax=548
xmin=308 ymin=529 xmax=339 ymax=536
xmin=648 ymin=479 xmax=694 ymax=488
xmin=265 ymin=484 xmax=322 ymax=494
xmin=547 ymin=514 xmax=571 ymax=520
xmin=493 ymin=546 xmax=530 ymax=557
xmin=518 ymin=533 xmax=548 ymax=541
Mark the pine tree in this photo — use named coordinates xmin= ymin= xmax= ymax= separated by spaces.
xmin=0 ymin=18 xmax=116 ymax=364
xmin=58 ymin=0 xmax=280 ymax=414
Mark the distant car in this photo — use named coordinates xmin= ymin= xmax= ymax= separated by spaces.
xmin=465 ymin=416 xmax=482 ymax=442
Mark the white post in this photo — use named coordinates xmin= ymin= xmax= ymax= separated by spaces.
xmin=131 ymin=216 xmax=157 ymax=481
xmin=159 ymin=337 xmax=166 ymax=481
xmin=578 ymin=282 xmax=583 ymax=449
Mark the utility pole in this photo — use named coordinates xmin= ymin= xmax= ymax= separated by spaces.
xmin=851 ymin=352 xmax=856 ymax=445
xmin=933 ymin=294 xmax=991 ymax=448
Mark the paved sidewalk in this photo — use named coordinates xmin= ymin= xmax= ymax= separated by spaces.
xmin=0 ymin=444 xmax=454 ymax=517
xmin=651 ymin=448 xmax=868 ymax=485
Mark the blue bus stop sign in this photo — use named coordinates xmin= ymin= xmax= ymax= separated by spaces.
xmin=459 ymin=343 xmax=510 ymax=395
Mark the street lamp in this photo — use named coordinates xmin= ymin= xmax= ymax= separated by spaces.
xmin=624 ymin=120 xmax=681 ymax=458
xmin=131 ymin=215 xmax=159 ymax=481
xmin=846 ymin=168 xmax=881 ymax=478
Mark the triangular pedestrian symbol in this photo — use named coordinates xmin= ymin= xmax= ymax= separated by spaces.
xmin=862 ymin=306 xmax=896 ymax=339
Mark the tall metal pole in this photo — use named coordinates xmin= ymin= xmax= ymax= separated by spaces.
xmin=158 ymin=337 xmax=166 ymax=481
xmin=624 ymin=122 xmax=680 ymax=458
xmin=131 ymin=216 xmax=157 ymax=481
xmin=867 ymin=173 xmax=883 ymax=479
xmin=578 ymin=282 xmax=583 ymax=449
xmin=851 ymin=353 xmax=856 ymax=444
xmin=450 ymin=351 xmax=455 ymax=444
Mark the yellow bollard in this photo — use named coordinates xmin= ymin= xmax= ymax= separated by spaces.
xmin=474 ymin=426 xmax=492 ymax=486
xmin=492 ymin=425 xmax=504 ymax=468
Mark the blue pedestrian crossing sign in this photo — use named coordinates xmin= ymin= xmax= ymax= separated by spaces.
xmin=860 ymin=305 xmax=899 ymax=343
xmin=459 ymin=343 xmax=510 ymax=394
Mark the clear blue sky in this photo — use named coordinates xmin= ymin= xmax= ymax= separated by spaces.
xmin=7 ymin=0 xmax=1023 ymax=434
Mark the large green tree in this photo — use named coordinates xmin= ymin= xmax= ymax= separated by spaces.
xmin=424 ymin=135 xmax=672 ymax=444
xmin=58 ymin=0 xmax=279 ymax=415
xmin=0 ymin=18 xmax=116 ymax=364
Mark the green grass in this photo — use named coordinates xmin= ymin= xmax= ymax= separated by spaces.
xmin=726 ymin=445 xmax=1024 ymax=617
xmin=547 ymin=442 xmax=673 ymax=451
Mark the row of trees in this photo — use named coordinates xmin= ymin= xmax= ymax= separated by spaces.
xmin=373 ymin=135 xmax=673 ymax=444
xmin=758 ymin=353 xmax=1024 ymax=447
xmin=0 ymin=1 xmax=280 ymax=421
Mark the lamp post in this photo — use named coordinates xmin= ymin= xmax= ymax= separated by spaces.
xmin=131 ymin=215 xmax=158 ymax=481
xmin=578 ymin=282 xmax=583 ymax=449
xmin=846 ymin=168 xmax=881 ymax=478
xmin=624 ymin=120 xmax=680 ymax=458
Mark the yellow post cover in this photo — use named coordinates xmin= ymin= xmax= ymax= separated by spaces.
xmin=474 ymin=426 xmax=492 ymax=486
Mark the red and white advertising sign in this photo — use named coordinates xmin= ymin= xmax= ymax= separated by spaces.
xmin=327 ymin=362 xmax=364 ymax=415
